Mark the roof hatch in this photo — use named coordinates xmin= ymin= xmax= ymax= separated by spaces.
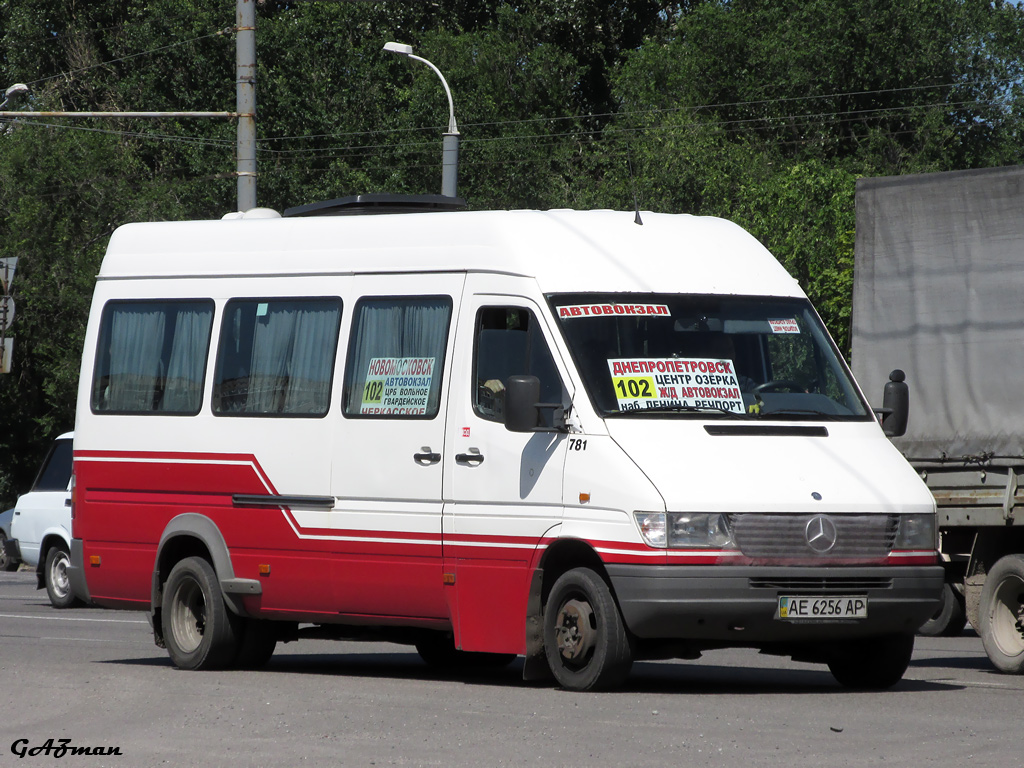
xmin=283 ymin=193 xmax=467 ymax=218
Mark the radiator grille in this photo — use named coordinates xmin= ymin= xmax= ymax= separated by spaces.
xmin=730 ymin=513 xmax=898 ymax=559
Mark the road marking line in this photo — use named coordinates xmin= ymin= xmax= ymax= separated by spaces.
xmin=0 ymin=612 xmax=146 ymax=624
xmin=955 ymin=680 xmax=1018 ymax=690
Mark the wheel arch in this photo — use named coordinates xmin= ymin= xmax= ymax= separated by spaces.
xmin=151 ymin=514 xmax=257 ymax=644
xmin=969 ymin=528 xmax=1024 ymax=575
xmin=965 ymin=528 xmax=1024 ymax=628
xmin=523 ymin=536 xmax=615 ymax=681
xmin=34 ymin=529 xmax=72 ymax=590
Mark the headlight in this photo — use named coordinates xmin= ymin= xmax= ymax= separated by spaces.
xmin=894 ymin=513 xmax=937 ymax=550
xmin=634 ymin=511 xmax=736 ymax=549
xmin=668 ymin=513 xmax=736 ymax=549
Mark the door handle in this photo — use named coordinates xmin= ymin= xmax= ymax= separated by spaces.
xmin=413 ymin=448 xmax=441 ymax=465
xmin=455 ymin=449 xmax=485 ymax=466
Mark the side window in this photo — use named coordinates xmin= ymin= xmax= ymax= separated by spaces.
xmin=343 ymin=296 xmax=452 ymax=418
xmin=474 ymin=307 xmax=564 ymax=423
xmin=212 ymin=297 xmax=342 ymax=417
xmin=33 ymin=439 xmax=73 ymax=492
xmin=91 ymin=300 xmax=214 ymax=414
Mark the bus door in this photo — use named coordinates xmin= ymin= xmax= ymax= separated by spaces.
xmin=331 ymin=274 xmax=465 ymax=620
xmin=442 ymin=276 xmax=572 ymax=653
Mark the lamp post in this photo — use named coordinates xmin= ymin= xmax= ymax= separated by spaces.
xmin=0 ymin=83 xmax=29 ymax=110
xmin=383 ymin=42 xmax=460 ymax=198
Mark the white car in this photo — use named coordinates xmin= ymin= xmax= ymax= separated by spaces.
xmin=8 ymin=432 xmax=77 ymax=607
xmin=0 ymin=506 xmax=19 ymax=571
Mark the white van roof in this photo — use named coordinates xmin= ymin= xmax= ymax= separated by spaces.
xmin=99 ymin=209 xmax=804 ymax=298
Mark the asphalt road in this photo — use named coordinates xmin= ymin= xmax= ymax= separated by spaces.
xmin=1 ymin=569 xmax=1020 ymax=768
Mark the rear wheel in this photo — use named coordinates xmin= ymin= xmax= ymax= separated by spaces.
xmin=543 ymin=567 xmax=633 ymax=691
xmin=44 ymin=544 xmax=78 ymax=608
xmin=162 ymin=556 xmax=240 ymax=670
xmin=978 ymin=554 xmax=1024 ymax=674
xmin=827 ymin=633 xmax=914 ymax=689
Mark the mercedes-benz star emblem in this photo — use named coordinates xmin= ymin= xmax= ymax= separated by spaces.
xmin=805 ymin=515 xmax=838 ymax=553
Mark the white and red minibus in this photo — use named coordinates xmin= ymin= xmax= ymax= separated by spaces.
xmin=69 ymin=199 xmax=942 ymax=690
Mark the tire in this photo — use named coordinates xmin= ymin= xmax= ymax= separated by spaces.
xmin=543 ymin=567 xmax=633 ymax=691
xmin=234 ymin=619 xmax=278 ymax=669
xmin=44 ymin=544 xmax=78 ymax=608
xmin=918 ymin=583 xmax=968 ymax=637
xmin=978 ymin=554 xmax=1024 ymax=674
xmin=415 ymin=632 xmax=516 ymax=672
xmin=161 ymin=556 xmax=241 ymax=670
xmin=827 ymin=633 xmax=915 ymax=690
xmin=0 ymin=532 xmax=19 ymax=572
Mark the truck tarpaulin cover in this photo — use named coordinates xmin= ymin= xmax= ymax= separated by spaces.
xmin=851 ymin=165 xmax=1024 ymax=460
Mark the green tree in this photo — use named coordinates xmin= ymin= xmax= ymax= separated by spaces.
xmin=1 ymin=0 xmax=1023 ymax=503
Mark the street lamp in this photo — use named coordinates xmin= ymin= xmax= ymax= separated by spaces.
xmin=0 ymin=83 xmax=29 ymax=111
xmin=383 ymin=42 xmax=460 ymax=198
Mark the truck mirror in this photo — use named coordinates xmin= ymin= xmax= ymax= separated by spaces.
xmin=504 ymin=375 xmax=542 ymax=432
xmin=881 ymin=369 xmax=909 ymax=437
xmin=504 ymin=375 xmax=565 ymax=433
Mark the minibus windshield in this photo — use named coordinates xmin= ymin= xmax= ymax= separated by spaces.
xmin=549 ymin=293 xmax=871 ymax=421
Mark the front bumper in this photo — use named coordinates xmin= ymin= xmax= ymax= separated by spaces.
xmin=608 ymin=564 xmax=944 ymax=642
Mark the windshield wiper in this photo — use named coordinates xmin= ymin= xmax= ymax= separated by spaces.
xmin=610 ymin=403 xmax=746 ymax=418
xmin=757 ymin=408 xmax=839 ymax=420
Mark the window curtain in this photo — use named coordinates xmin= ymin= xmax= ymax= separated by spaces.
xmin=105 ymin=307 xmax=166 ymax=411
xmin=283 ymin=306 xmax=339 ymax=414
xmin=346 ymin=298 xmax=449 ymax=415
xmin=246 ymin=306 xmax=298 ymax=413
xmin=161 ymin=306 xmax=213 ymax=412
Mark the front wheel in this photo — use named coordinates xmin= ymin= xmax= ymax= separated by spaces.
xmin=0 ymin=532 xmax=19 ymax=572
xmin=543 ymin=567 xmax=633 ymax=691
xmin=161 ymin=557 xmax=240 ymax=670
xmin=827 ymin=633 xmax=914 ymax=689
xmin=978 ymin=554 xmax=1024 ymax=673
xmin=44 ymin=544 xmax=78 ymax=608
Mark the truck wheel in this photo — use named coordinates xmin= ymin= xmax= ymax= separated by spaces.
xmin=978 ymin=554 xmax=1024 ymax=674
xmin=415 ymin=632 xmax=516 ymax=671
xmin=918 ymin=583 xmax=968 ymax=637
xmin=0 ymin=532 xmax=19 ymax=571
xmin=44 ymin=544 xmax=78 ymax=608
xmin=827 ymin=634 xmax=914 ymax=689
xmin=543 ymin=567 xmax=633 ymax=691
xmin=162 ymin=556 xmax=240 ymax=670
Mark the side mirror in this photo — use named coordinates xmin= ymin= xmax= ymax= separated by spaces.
xmin=879 ymin=369 xmax=909 ymax=437
xmin=504 ymin=375 xmax=565 ymax=433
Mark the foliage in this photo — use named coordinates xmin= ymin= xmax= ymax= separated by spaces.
xmin=0 ymin=0 xmax=1022 ymax=504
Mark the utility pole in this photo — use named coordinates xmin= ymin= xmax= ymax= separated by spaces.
xmin=0 ymin=0 xmax=257 ymax=212
xmin=236 ymin=0 xmax=257 ymax=211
